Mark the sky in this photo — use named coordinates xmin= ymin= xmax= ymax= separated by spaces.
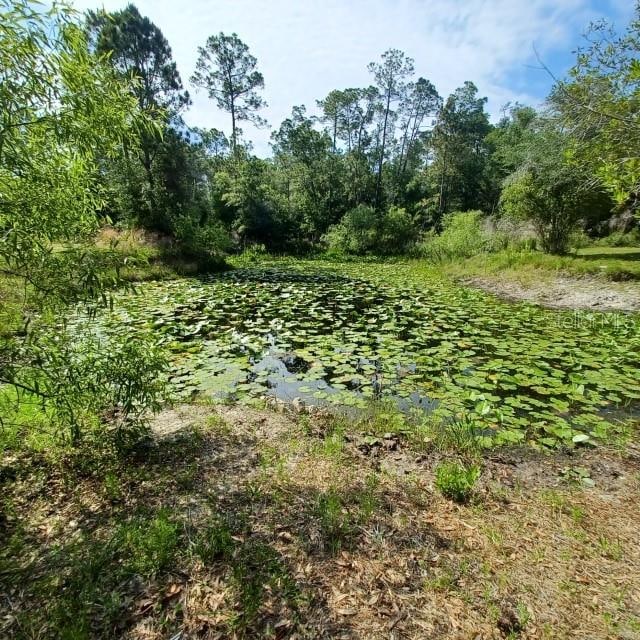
xmin=72 ymin=0 xmax=633 ymax=157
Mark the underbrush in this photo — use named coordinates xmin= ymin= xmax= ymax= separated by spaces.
xmin=447 ymin=246 xmax=640 ymax=282
xmin=95 ymin=226 xmax=228 ymax=282
xmin=416 ymin=211 xmax=540 ymax=263
xmin=592 ymin=229 xmax=640 ymax=247
xmin=323 ymin=204 xmax=416 ymax=256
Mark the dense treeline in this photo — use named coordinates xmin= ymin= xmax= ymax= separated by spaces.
xmin=85 ymin=2 xmax=638 ymax=257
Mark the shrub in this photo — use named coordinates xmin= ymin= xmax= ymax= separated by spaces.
xmin=171 ymin=214 xmax=230 ymax=271
xmin=434 ymin=460 xmax=480 ymax=503
xmin=323 ymin=204 xmax=377 ymax=255
xmin=2 ymin=328 xmax=169 ymax=449
xmin=499 ymin=124 xmax=612 ymax=255
xmin=594 ymin=229 xmax=640 ymax=247
xmin=324 ymin=205 xmax=417 ymax=255
xmin=418 ymin=211 xmax=489 ymax=262
xmin=378 ymin=206 xmax=417 ymax=254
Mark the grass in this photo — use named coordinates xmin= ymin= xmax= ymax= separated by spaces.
xmin=94 ymin=227 xmax=228 ymax=282
xmin=447 ymin=245 xmax=640 ymax=282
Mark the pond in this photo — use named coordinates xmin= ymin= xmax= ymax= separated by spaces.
xmin=88 ymin=260 xmax=640 ymax=447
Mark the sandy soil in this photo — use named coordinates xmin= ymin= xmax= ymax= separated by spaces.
xmin=462 ymin=275 xmax=640 ymax=313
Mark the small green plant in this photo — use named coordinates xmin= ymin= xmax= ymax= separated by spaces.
xmin=102 ymin=471 xmax=123 ymax=502
xmin=120 ymin=510 xmax=179 ymax=574
xmin=320 ymin=425 xmax=345 ymax=458
xmin=193 ymin=517 xmax=235 ymax=564
xmin=434 ymin=460 xmax=481 ymax=503
xmin=597 ymin=535 xmax=623 ymax=561
xmin=560 ymin=466 xmax=595 ymax=487
xmin=314 ymin=488 xmax=353 ymax=554
xmin=355 ymin=473 xmax=380 ymax=519
xmin=432 ymin=414 xmax=481 ymax=456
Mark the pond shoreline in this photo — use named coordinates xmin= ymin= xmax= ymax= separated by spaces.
xmin=460 ymin=274 xmax=640 ymax=313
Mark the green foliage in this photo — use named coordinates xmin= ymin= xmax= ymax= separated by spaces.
xmin=0 ymin=0 xmax=169 ymax=450
xmin=0 ymin=0 xmax=149 ymax=270
xmin=378 ymin=206 xmax=418 ymax=253
xmin=500 ymin=123 xmax=611 ymax=254
xmin=120 ymin=510 xmax=179 ymax=574
xmin=87 ymin=5 xmax=231 ymax=257
xmin=86 ymin=3 xmax=189 ymax=115
xmin=593 ymin=229 xmax=640 ymax=247
xmin=171 ymin=214 xmax=229 ymax=271
xmin=312 ymin=483 xmax=380 ymax=555
xmin=434 ymin=460 xmax=481 ymax=503
xmin=2 ymin=328 xmax=168 ymax=447
xmin=551 ymin=5 xmax=640 ymax=205
xmin=324 ymin=204 xmax=416 ymax=255
xmin=419 ymin=210 xmax=490 ymax=261
xmin=271 ymin=105 xmax=346 ymax=242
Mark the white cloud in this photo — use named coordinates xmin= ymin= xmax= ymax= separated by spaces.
xmin=74 ymin=0 xmax=613 ymax=155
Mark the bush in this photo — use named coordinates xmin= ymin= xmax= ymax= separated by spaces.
xmin=418 ymin=211 xmax=489 ymax=262
xmin=498 ymin=124 xmax=612 ymax=255
xmin=378 ymin=206 xmax=417 ymax=254
xmin=2 ymin=328 xmax=169 ymax=449
xmin=171 ymin=215 xmax=230 ymax=271
xmin=434 ymin=460 xmax=480 ymax=503
xmin=324 ymin=205 xmax=417 ymax=255
xmin=594 ymin=229 xmax=640 ymax=247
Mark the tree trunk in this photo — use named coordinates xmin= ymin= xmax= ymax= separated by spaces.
xmin=375 ymin=90 xmax=391 ymax=212
xmin=230 ymin=99 xmax=237 ymax=157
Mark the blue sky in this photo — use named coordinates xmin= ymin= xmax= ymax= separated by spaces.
xmin=73 ymin=0 xmax=633 ymax=156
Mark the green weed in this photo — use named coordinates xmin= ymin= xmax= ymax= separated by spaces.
xmin=120 ymin=510 xmax=180 ymax=574
xmin=597 ymin=536 xmax=623 ymax=561
xmin=193 ymin=517 xmax=236 ymax=564
xmin=314 ymin=488 xmax=354 ymax=554
xmin=435 ymin=460 xmax=481 ymax=503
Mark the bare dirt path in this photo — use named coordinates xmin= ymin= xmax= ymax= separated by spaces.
xmin=462 ymin=275 xmax=640 ymax=313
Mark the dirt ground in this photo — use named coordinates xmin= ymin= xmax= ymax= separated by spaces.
xmin=461 ymin=275 xmax=640 ymax=313
xmin=3 ymin=403 xmax=640 ymax=639
xmin=156 ymin=405 xmax=640 ymax=639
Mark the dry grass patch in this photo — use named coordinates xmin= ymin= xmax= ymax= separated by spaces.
xmin=1 ymin=405 xmax=639 ymax=639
